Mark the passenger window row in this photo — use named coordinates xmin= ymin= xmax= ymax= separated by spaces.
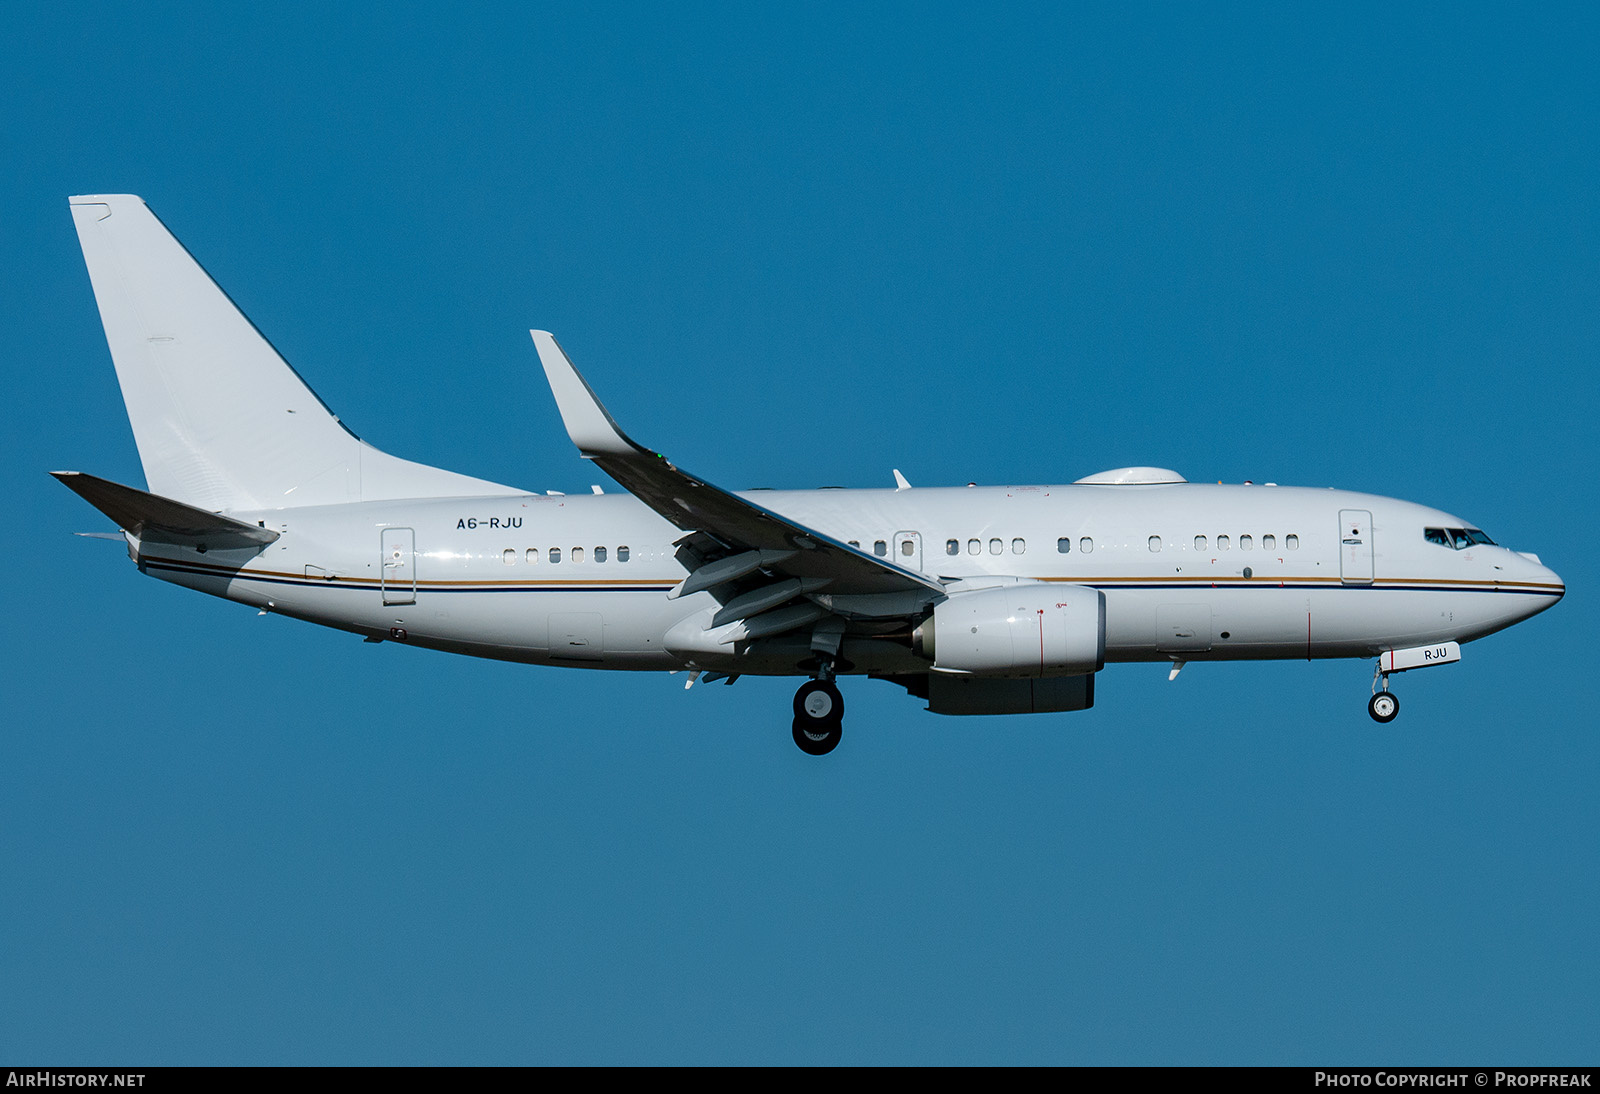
xmin=849 ymin=530 xmax=1305 ymax=561
xmin=501 ymin=545 xmax=632 ymax=565
xmin=1189 ymin=534 xmax=1298 ymax=553
xmin=846 ymin=539 xmax=920 ymax=558
xmin=1034 ymin=533 xmax=1300 ymax=555
xmin=942 ymin=538 xmax=1029 ymax=557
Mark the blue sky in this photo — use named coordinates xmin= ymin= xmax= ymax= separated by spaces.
xmin=2 ymin=2 xmax=1596 ymax=1064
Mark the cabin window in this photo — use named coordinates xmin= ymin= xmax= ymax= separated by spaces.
xmin=549 ymin=547 xmax=561 ymax=563
xmin=571 ymin=546 xmax=585 ymax=563
xmin=1079 ymin=537 xmax=1094 ymax=554
xmin=1263 ymin=534 xmax=1276 ymax=550
xmin=901 ymin=540 xmax=915 ymax=557
xmin=595 ymin=546 xmax=607 ymax=563
xmin=1217 ymin=535 xmax=1230 ymax=550
xmin=989 ymin=538 xmax=1003 ymax=555
xmin=1057 ymin=537 xmax=1071 ymax=553
xmin=617 ymin=546 xmax=630 ymax=562
xmin=946 ymin=539 xmax=959 ymax=556
xmin=1148 ymin=535 xmax=1161 ymax=552
xmin=1240 ymin=535 xmax=1253 ymax=551
xmin=503 ymin=548 xmax=516 ymax=565
xmin=874 ymin=539 xmax=888 ymax=557
xmin=968 ymin=539 xmax=981 ymax=555
xmin=848 ymin=539 xmax=860 ymax=549
xmin=1285 ymin=535 xmax=1299 ymax=550
xmin=1012 ymin=538 xmax=1026 ymax=555
xmin=525 ymin=548 xmax=538 ymax=564
xmin=1194 ymin=535 xmax=1207 ymax=551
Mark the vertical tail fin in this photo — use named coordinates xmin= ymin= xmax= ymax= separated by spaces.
xmin=69 ymin=195 xmax=518 ymax=511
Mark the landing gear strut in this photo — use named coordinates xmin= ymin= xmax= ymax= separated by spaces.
xmin=792 ymin=674 xmax=844 ymax=756
xmin=1369 ymin=662 xmax=1399 ymax=723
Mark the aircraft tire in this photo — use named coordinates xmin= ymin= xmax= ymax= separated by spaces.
xmin=1368 ymin=692 xmax=1400 ymax=723
xmin=792 ymin=715 xmax=842 ymax=756
xmin=794 ymin=679 xmax=845 ymax=723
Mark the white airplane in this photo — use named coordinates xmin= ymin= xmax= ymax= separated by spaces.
xmin=58 ymin=195 xmax=1565 ymax=755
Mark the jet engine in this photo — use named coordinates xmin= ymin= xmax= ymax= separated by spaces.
xmin=914 ymin=583 xmax=1105 ymax=677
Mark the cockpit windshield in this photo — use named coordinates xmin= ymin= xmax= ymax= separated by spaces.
xmin=1425 ymin=527 xmax=1495 ymax=550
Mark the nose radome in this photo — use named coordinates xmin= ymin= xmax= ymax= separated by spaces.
xmin=1520 ymin=554 xmax=1564 ymax=611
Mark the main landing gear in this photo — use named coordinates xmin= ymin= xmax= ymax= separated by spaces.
xmin=1369 ymin=661 xmax=1400 ymax=723
xmin=792 ymin=674 xmax=845 ymax=756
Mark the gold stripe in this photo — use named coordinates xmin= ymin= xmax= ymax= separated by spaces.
xmin=148 ymin=556 xmax=675 ymax=589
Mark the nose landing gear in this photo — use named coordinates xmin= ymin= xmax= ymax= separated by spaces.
xmin=1369 ymin=661 xmax=1399 ymax=723
xmin=1368 ymin=690 xmax=1400 ymax=723
xmin=1364 ymin=643 xmax=1464 ymax=722
xmin=792 ymin=673 xmax=845 ymax=756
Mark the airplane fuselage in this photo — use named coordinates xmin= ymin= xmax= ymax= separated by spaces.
xmin=133 ymin=480 xmax=1562 ymax=676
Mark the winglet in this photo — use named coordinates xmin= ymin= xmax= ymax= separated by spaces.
xmin=530 ymin=331 xmax=647 ymax=460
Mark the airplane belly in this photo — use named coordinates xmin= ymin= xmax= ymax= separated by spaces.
xmin=419 ymin=588 xmax=682 ymax=664
xmin=549 ymin=612 xmax=603 ymax=662
xmin=1299 ymin=587 xmax=1523 ymax=656
xmin=1103 ymin=586 xmax=1379 ymax=661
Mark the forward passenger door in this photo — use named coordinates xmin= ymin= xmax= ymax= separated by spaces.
xmin=1339 ymin=510 xmax=1373 ymax=585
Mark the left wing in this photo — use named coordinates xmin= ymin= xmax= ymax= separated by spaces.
xmin=531 ymin=331 xmax=942 ymax=612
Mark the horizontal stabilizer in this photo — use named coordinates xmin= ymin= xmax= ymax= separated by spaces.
xmin=52 ymin=471 xmax=280 ymax=548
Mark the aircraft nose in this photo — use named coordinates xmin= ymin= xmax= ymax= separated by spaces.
xmin=1543 ymin=563 xmax=1565 ymax=604
xmin=1512 ymin=552 xmax=1563 ymax=619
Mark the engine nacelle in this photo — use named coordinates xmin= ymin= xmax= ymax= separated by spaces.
xmin=915 ymin=583 xmax=1105 ymax=677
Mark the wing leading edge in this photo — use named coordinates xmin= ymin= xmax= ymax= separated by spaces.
xmin=530 ymin=331 xmax=942 ymax=603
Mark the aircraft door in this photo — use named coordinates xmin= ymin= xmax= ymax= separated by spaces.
xmin=381 ymin=527 xmax=416 ymax=605
xmin=1339 ymin=509 xmax=1373 ymax=586
xmin=894 ymin=531 xmax=923 ymax=571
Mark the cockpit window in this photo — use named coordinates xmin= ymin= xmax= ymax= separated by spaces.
xmin=1425 ymin=527 xmax=1496 ymax=550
